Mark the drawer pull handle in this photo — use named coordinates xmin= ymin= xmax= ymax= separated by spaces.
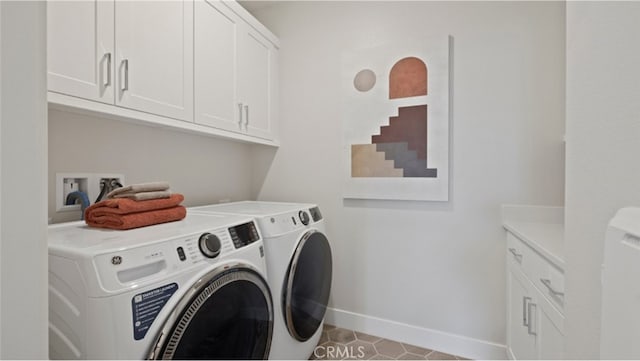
xmin=244 ymin=104 xmax=249 ymax=128
xmin=527 ymin=301 xmax=537 ymax=336
xmin=104 ymin=52 xmax=111 ymax=87
xmin=522 ymin=296 xmax=530 ymax=327
xmin=540 ymin=278 xmax=564 ymax=297
xmin=121 ymin=59 xmax=129 ymax=91
xmin=508 ymin=248 xmax=523 ymax=262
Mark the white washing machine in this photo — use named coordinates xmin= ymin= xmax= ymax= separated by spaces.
xmin=190 ymin=201 xmax=332 ymax=360
xmin=48 ymin=212 xmax=273 ymax=359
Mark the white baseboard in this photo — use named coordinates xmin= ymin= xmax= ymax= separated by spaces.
xmin=325 ymin=307 xmax=507 ymax=360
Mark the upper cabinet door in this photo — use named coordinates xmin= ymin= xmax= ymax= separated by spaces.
xmin=237 ymin=24 xmax=275 ymax=140
xmin=47 ymin=1 xmax=115 ymax=104
xmin=194 ymin=0 xmax=240 ymax=132
xmin=115 ymin=0 xmax=194 ymax=121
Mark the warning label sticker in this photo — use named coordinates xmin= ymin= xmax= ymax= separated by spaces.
xmin=131 ymin=283 xmax=178 ymax=340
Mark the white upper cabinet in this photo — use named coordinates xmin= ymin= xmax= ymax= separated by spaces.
xmin=47 ymin=1 xmax=115 ymax=104
xmin=195 ymin=1 xmax=278 ymax=140
xmin=47 ymin=0 xmax=279 ymax=146
xmin=237 ymin=24 xmax=274 ymax=140
xmin=194 ymin=0 xmax=240 ymax=132
xmin=115 ymin=1 xmax=194 ymax=121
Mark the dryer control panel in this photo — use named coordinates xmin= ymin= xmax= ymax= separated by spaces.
xmin=255 ymin=207 xmax=323 ymax=238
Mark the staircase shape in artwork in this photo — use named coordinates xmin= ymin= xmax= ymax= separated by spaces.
xmin=371 ymin=104 xmax=437 ymax=178
xmin=375 ymin=142 xmax=437 ymax=177
xmin=351 ymin=144 xmax=403 ymax=177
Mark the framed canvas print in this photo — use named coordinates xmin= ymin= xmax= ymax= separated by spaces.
xmin=342 ymin=36 xmax=451 ymax=201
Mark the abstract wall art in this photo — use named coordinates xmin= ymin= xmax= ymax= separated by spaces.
xmin=342 ymin=37 xmax=451 ymax=201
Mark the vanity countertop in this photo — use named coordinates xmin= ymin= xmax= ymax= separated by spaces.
xmin=502 ymin=205 xmax=565 ymax=270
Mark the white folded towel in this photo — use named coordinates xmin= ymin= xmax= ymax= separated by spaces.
xmin=107 ymin=181 xmax=170 ymax=199
xmin=111 ymin=191 xmax=172 ymax=201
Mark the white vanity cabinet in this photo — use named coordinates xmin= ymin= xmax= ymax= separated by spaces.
xmin=48 ymin=0 xmax=279 ymax=146
xmin=506 ymin=233 xmax=565 ymax=360
xmin=503 ymin=205 xmax=565 ymax=360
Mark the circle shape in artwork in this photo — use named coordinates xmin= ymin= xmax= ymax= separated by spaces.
xmin=353 ymin=69 xmax=376 ymax=92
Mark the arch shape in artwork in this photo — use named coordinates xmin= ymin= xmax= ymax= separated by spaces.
xmin=389 ymin=57 xmax=427 ymax=99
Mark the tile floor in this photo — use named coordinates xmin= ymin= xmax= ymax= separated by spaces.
xmin=310 ymin=324 xmax=468 ymax=360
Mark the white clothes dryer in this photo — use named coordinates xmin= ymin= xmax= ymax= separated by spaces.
xmin=601 ymin=207 xmax=640 ymax=359
xmin=48 ymin=213 xmax=273 ymax=359
xmin=190 ymin=201 xmax=333 ymax=360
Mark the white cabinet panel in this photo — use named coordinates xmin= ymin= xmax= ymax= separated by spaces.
xmin=47 ymin=0 xmax=114 ymax=103
xmin=237 ymin=24 xmax=273 ymax=140
xmin=538 ymin=301 xmax=564 ymax=360
xmin=194 ymin=0 xmax=240 ymax=132
xmin=507 ymin=267 xmax=537 ymax=360
xmin=115 ymin=0 xmax=193 ymax=121
xmin=506 ymin=231 xmax=565 ymax=360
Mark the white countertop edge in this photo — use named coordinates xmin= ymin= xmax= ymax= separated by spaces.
xmin=503 ymin=221 xmax=565 ymax=271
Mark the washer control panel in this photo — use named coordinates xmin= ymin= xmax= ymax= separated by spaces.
xmin=309 ymin=206 xmax=323 ymax=222
xmin=179 ymin=229 xmax=233 ymax=265
xmin=94 ymin=227 xmax=234 ymax=291
xmin=299 ymin=210 xmax=310 ymax=226
xmin=228 ymin=221 xmax=260 ymax=249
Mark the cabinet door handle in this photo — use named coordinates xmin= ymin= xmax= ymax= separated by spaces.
xmin=104 ymin=53 xmax=112 ymax=87
xmin=522 ymin=297 xmax=531 ymax=327
xmin=244 ymin=104 xmax=249 ymax=128
xmin=508 ymin=248 xmax=523 ymax=262
xmin=540 ymin=278 xmax=564 ymax=297
xmin=121 ymin=59 xmax=129 ymax=91
xmin=238 ymin=103 xmax=243 ymax=127
xmin=527 ymin=301 xmax=537 ymax=336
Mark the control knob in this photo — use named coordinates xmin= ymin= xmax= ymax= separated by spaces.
xmin=299 ymin=211 xmax=310 ymax=226
xmin=198 ymin=233 xmax=221 ymax=258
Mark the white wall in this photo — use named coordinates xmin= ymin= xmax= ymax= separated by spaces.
xmin=48 ymin=109 xmax=256 ymax=223
xmin=0 ymin=1 xmax=3 ymax=353
xmin=564 ymin=2 xmax=640 ymax=358
xmin=0 ymin=1 xmax=48 ymax=358
xmin=250 ymin=2 xmax=565 ymax=359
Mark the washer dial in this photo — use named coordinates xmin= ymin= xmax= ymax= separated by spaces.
xmin=198 ymin=233 xmax=221 ymax=258
xmin=299 ymin=211 xmax=310 ymax=226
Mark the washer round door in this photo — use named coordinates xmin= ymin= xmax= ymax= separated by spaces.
xmin=149 ymin=266 xmax=273 ymax=360
xmin=283 ymin=230 xmax=333 ymax=341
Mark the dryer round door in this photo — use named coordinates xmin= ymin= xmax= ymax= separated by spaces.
xmin=149 ymin=266 xmax=273 ymax=360
xmin=283 ymin=230 xmax=333 ymax=341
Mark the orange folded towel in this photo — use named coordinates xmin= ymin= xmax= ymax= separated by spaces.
xmin=86 ymin=206 xmax=186 ymax=230
xmin=85 ymin=194 xmax=184 ymax=216
xmin=84 ymin=193 xmax=186 ymax=230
